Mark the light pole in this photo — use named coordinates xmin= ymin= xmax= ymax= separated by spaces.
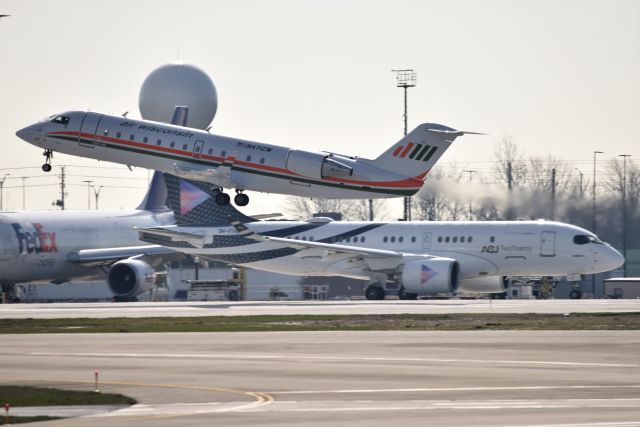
xmin=574 ymin=168 xmax=583 ymax=197
xmin=0 ymin=173 xmax=10 ymax=211
xmin=392 ymin=69 xmax=417 ymax=221
xmin=92 ymin=185 xmax=103 ymax=210
xmin=20 ymin=177 xmax=27 ymax=209
xmin=82 ymin=180 xmax=93 ymax=209
xmin=591 ymin=150 xmax=603 ymax=296
xmin=463 ymin=169 xmax=475 ymax=220
xmin=619 ymin=154 xmax=630 ymax=277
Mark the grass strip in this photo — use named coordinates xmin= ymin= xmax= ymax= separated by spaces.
xmin=0 ymin=385 xmax=136 ymax=406
xmin=1 ymin=416 xmax=62 ymax=424
xmin=0 ymin=313 xmax=639 ymax=333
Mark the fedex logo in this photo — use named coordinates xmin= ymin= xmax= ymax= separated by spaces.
xmin=11 ymin=223 xmax=58 ymax=254
xmin=392 ymin=142 xmax=438 ymax=162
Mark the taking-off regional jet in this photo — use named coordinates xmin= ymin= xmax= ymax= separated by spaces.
xmin=16 ymin=111 xmax=473 ymax=206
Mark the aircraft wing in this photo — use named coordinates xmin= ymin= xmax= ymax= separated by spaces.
xmin=69 ymin=245 xmax=182 ymax=268
xmin=137 ymin=226 xmax=209 ymax=248
xmin=230 ymin=220 xmax=426 ymax=272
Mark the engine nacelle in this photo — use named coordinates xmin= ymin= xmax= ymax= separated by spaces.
xmin=458 ymin=276 xmax=509 ymax=294
xmin=397 ymin=258 xmax=460 ymax=295
xmin=286 ymin=149 xmax=353 ymax=179
xmin=107 ymin=259 xmax=155 ymax=298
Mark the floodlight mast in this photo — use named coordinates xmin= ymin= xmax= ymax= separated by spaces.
xmin=392 ymin=69 xmax=417 ymax=221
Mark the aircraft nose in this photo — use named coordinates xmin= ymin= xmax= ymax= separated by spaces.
xmin=16 ymin=125 xmax=34 ymax=141
xmin=602 ymin=245 xmax=625 ymax=271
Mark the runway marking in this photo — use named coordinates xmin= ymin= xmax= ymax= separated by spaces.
xmin=0 ymin=376 xmax=275 ymax=418
xmin=25 ymin=351 xmax=640 ymax=368
xmin=504 ymin=423 xmax=640 ymax=427
xmin=270 ymin=385 xmax=640 ymax=395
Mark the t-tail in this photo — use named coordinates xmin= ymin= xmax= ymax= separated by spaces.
xmin=162 ymin=173 xmax=256 ymax=226
xmin=371 ymin=123 xmax=476 ymax=181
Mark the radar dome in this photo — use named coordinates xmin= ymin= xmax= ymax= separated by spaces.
xmin=139 ymin=63 xmax=217 ymax=129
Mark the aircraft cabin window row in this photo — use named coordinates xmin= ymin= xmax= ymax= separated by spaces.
xmin=437 ymin=236 xmax=475 ymax=243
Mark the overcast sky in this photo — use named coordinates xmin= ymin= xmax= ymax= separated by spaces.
xmin=0 ymin=0 xmax=638 ymax=216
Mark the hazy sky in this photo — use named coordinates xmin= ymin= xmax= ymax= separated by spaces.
xmin=0 ymin=0 xmax=638 ymax=216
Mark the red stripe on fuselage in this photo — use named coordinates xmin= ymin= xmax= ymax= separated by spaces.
xmin=48 ymin=131 xmax=427 ymax=190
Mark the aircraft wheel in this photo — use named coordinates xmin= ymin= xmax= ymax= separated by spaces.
xmin=365 ymin=285 xmax=386 ymax=300
xmin=234 ymin=193 xmax=249 ymax=206
xmin=215 ymin=192 xmax=231 ymax=206
xmin=42 ymin=164 xmax=52 ymax=172
xmin=398 ymin=287 xmax=418 ymax=300
xmin=569 ymin=289 xmax=582 ymax=299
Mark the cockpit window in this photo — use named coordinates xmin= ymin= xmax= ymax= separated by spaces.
xmin=50 ymin=115 xmax=70 ymax=125
xmin=573 ymin=235 xmax=602 ymax=245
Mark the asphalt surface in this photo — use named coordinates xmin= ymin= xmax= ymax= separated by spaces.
xmin=1 ymin=299 xmax=640 ymax=318
xmin=0 ymin=331 xmax=638 ymax=426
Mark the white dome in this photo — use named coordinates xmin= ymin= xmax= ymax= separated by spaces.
xmin=139 ymin=63 xmax=217 ymax=129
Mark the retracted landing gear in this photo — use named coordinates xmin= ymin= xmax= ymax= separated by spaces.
xmin=42 ymin=150 xmax=53 ymax=172
xmin=234 ymin=190 xmax=249 ymax=207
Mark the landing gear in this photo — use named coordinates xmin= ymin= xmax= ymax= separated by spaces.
xmin=42 ymin=150 xmax=53 ymax=172
xmin=398 ymin=287 xmax=418 ymax=300
xmin=365 ymin=284 xmax=386 ymax=300
xmin=234 ymin=191 xmax=249 ymax=207
xmin=215 ymin=191 xmax=231 ymax=206
xmin=569 ymin=289 xmax=582 ymax=299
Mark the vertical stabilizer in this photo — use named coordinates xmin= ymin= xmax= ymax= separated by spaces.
xmin=372 ymin=123 xmax=466 ymax=180
xmin=162 ymin=174 xmax=255 ymax=225
xmin=136 ymin=172 xmax=168 ymax=211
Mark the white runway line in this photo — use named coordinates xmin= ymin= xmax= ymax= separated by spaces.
xmin=271 ymin=386 xmax=640 ymax=395
xmin=25 ymin=351 xmax=640 ymax=368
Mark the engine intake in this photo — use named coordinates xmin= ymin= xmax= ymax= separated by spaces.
xmin=286 ymin=149 xmax=353 ymax=179
xmin=397 ymin=258 xmax=459 ymax=295
xmin=107 ymin=259 xmax=155 ymax=297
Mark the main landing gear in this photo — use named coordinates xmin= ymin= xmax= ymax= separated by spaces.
xmin=42 ymin=150 xmax=53 ymax=172
xmin=214 ymin=189 xmax=250 ymax=207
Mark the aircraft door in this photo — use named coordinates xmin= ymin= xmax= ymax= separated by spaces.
xmin=193 ymin=140 xmax=204 ymax=159
xmin=78 ymin=112 xmax=103 ymax=147
xmin=422 ymin=232 xmax=432 ymax=249
xmin=540 ymin=231 xmax=556 ymax=257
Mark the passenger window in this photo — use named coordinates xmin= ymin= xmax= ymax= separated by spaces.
xmin=103 ymin=130 xmax=109 ymax=136
xmin=361 ymin=236 xmax=366 ymax=243
xmin=445 ymin=236 xmax=450 ymax=243
xmin=170 ymin=142 xmax=175 ymax=148
xmin=195 ymin=146 xmax=201 ymax=152
xmin=157 ymin=139 xmax=162 ymax=145
xmin=469 ymin=236 xmax=473 ymax=243
xmin=143 ymin=137 xmax=148 ymax=143
xmin=398 ymin=236 xmax=403 ymax=243
xmin=129 ymin=134 xmax=135 ymax=141
xmin=383 ymin=236 xmax=388 ymax=243
xmin=411 ymin=236 xmax=416 ymax=243
xmin=116 ymin=132 xmax=121 ymax=138
xmin=390 ymin=236 xmax=395 ymax=243
xmin=453 ymin=236 xmax=458 ymax=243
xmin=490 ymin=236 xmax=495 ymax=243
xmin=260 ymin=157 xmax=265 ymax=164
xmin=208 ymin=148 xmax=213 ymax=155
xmin=246 ymin=155 xmax=252 ymax=162
xmin=437 ymin=236 xmax=442 ymax=243
xmin=346 ymin=237 xmax=351 ymax=243
xmin=461 ymin=236 xmax=465 ymax=243
xmin=183 ymin=144 xmax=188 ymax=150
xmin=221 ymin=150 xmax=226 ymax=157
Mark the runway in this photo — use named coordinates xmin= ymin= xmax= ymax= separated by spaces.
xmin=0 ymin=331 xmax=639 ymax=426
xmin=1 ymin=299 xmax=640 ymax=319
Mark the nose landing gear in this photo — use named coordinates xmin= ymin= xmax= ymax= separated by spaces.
xmin=42 ymin=150 xmax=53 ymax=172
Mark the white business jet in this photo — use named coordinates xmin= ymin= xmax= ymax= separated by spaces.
xmin=138 ymin=175 xmax=625 ymax=299
xmin=16 ymin=111 xmax=472 ymax=206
